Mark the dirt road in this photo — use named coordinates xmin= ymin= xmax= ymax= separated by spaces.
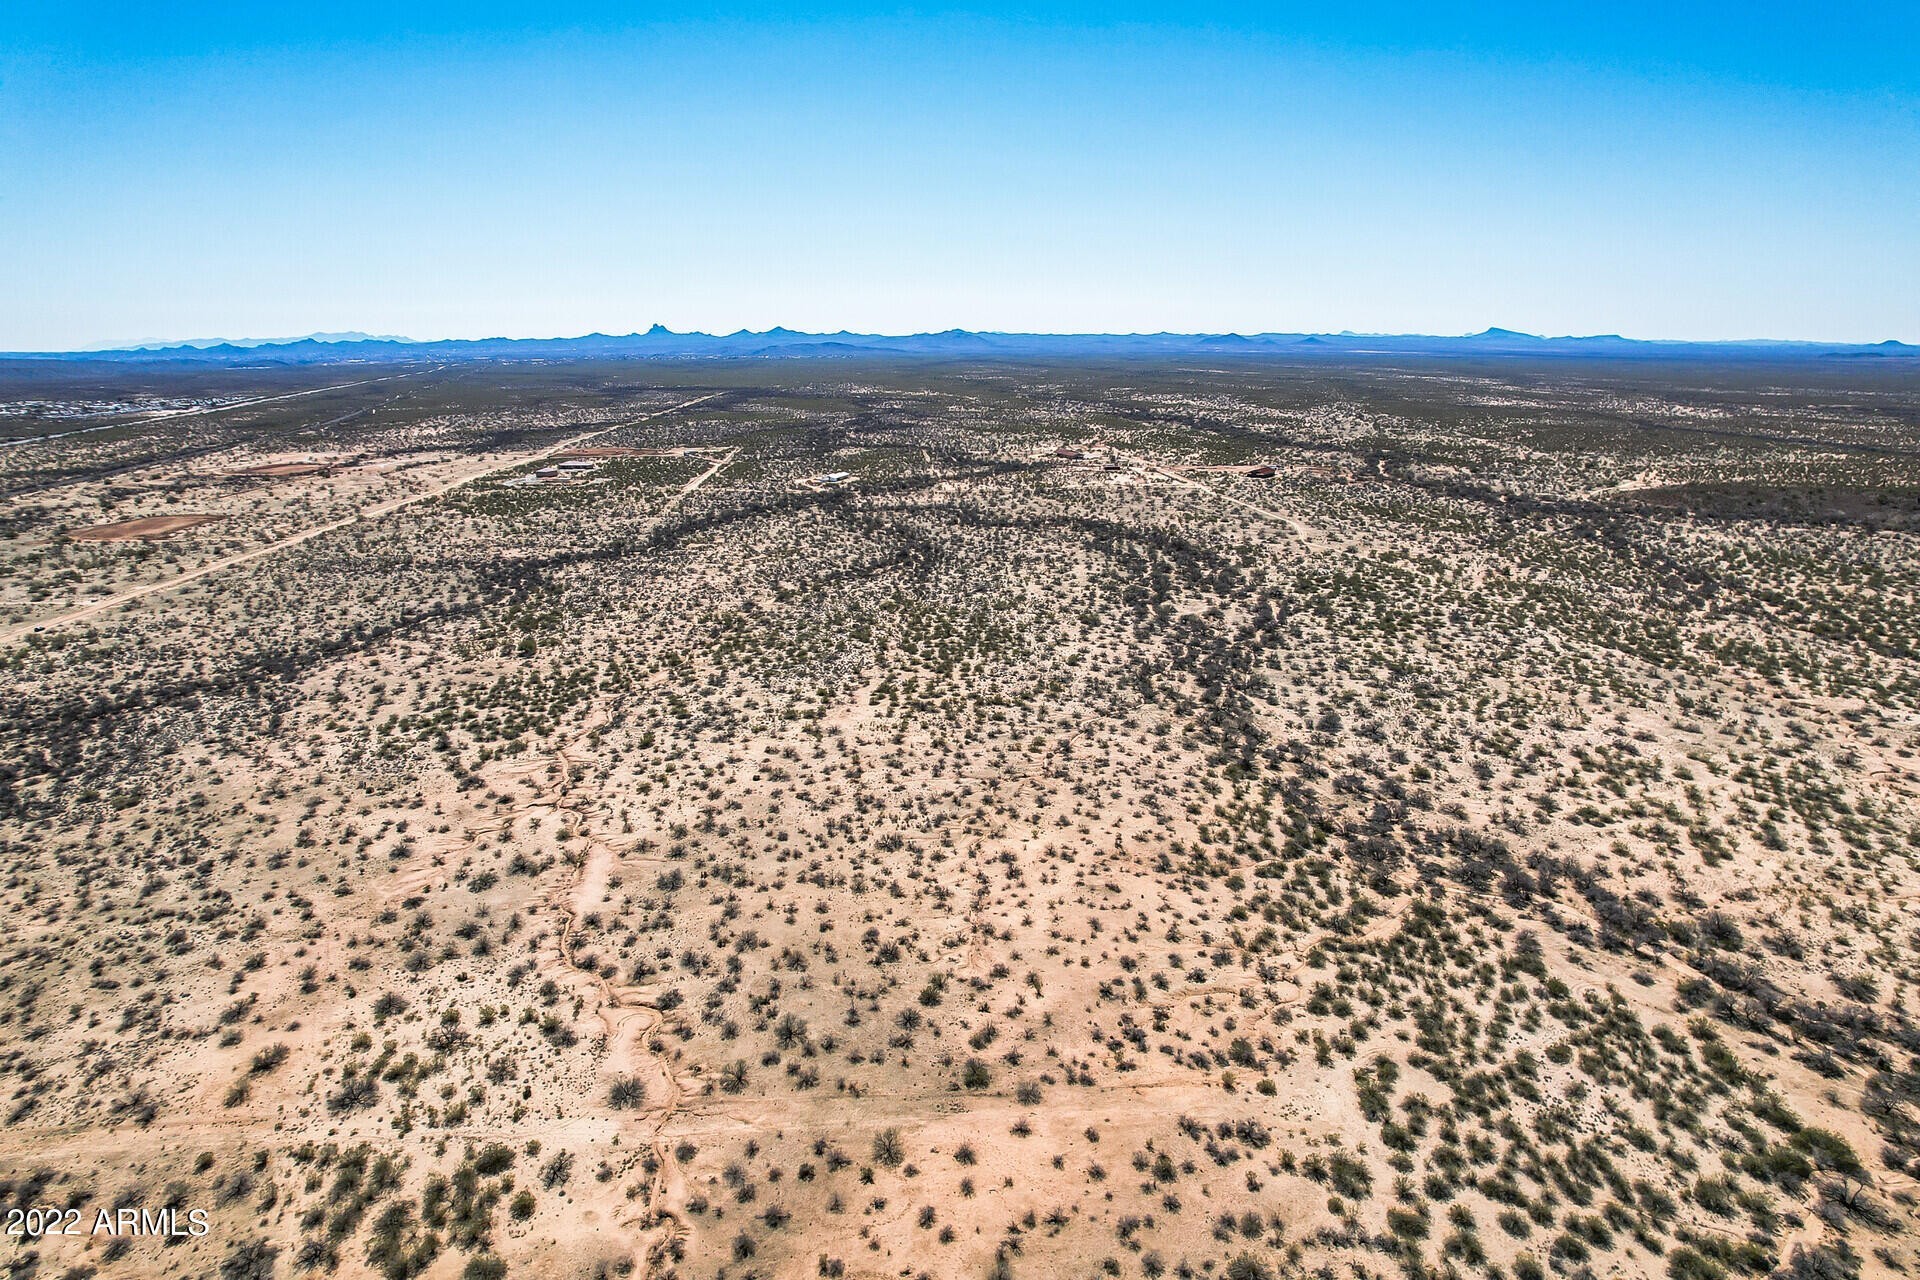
xmin=657 ymin=446 xmax=736 ymax=516
xmin=1136 ymin=459 xmax=1321 ymax=543
xmin=2 ymin=393 xmax=720 ymax=646
xmin=1 ymin=368 xmax=430 ymax=449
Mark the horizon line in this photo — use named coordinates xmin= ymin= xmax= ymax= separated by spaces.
xmin=21 ymin=324 xmax=1920 ymax=358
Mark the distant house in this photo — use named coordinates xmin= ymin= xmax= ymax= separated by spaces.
xmin=558 ymin=459 xmax=596 ymax=472
xmin=535 ymin=466 xmax=560 ymax=479
xmin=1055 ymin=447 xmax=1086 ymax=460
xmin=1248 ymin=465 xmax=1277 ymax=478
xmin=823 ymin=471 xmax=852 ymax=484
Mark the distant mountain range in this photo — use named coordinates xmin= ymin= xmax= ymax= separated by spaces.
xmin=76 ymin=331 xmax=413 ymax=352
xmin=18 ymin=325 xmax=1917 ymax=364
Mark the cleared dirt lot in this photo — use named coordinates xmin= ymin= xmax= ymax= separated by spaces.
xmin=65 ymin=512 xmax=225 ymax=540
xmin=229 ymin=461 xmax=331 ymax=477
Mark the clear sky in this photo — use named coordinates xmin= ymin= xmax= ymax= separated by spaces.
xmin=5 ymin=2 xmax=1917 ymax=349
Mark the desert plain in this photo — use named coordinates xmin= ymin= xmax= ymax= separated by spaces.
xmin=2 ymin=354 xmax=1918 ymax=1280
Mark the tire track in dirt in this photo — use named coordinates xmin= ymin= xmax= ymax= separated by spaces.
xmin=528 ymin=723 xmax=694 ymax=1277
xmin=314 ymin=439 xmax=823 ymax=1272
xmin=510 ymin=449 xmax=740 ymax=1275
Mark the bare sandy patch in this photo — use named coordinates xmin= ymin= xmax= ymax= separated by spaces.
xmin=65 ymin=513 xmax=225 ymax=540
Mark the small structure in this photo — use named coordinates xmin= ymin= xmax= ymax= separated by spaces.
xmin=535 ymin=466 xmax=560 ymax=480
xmin=823 ymin=471 xmax=852 ymax=484
xmin=1055 ymin=447 xmax=1086 ymax=460
xmin=558 ymin=459 xmax=596 ymax=472
xmin=1248 ymin=465 xmax=1278 ymax=479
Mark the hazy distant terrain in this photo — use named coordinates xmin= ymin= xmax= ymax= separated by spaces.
xmin=2 ymin=354 xmax=1918 ymax=1280
xmin=15 ymin=326 xmax=1919 ymax=366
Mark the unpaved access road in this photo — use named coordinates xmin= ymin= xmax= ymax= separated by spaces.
xmin=2 ymin=393 xmax=721 ymax=645
xmin=1 ymin=368 xmax=433 ymax=449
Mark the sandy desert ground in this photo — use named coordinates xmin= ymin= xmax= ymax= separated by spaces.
xmin=2 ymin=355 xmax=1918 ymax=1280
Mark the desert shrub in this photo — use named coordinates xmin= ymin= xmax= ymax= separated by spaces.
xmin=472 ymin=1143 xmax=513 ymax=1176
xmin=1776 ymin=1242 xmax=1861 ymax=1280
xmin=1667 ymin=1247 xmax=1726 ymax=1280
xmin=873 ymin=1129 xmax=905 ymax=1167
xmin=1387 ymin=1207 xmax=1429 ymax=1240
xmin=1327 ymin=1153 xmax=1371 ymax=1199
xmin=328 ymin=1073 xmax=379 ymax=1113
xmin=219 ymin=1239 xmax=279 ymax=1280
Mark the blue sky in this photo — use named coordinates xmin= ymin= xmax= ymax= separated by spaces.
xmin=5 ymin=2 xmax=1916 ymax=348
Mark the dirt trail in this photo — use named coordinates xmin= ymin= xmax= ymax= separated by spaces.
xmin=515 ymin=446 xmax=739 ymax=1275
xmin=657 ymin=446 xmax=737 ymax=516
xmin=2 ymin=394 xmax=721 ymax=646
xmin=528 ymin=726 xmax=693 ymax=1277
xmin=673 ymin=1074 xmax=1308 ymax=1136
xmin=1135 ymin=459 xmax=1329 ymax=546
